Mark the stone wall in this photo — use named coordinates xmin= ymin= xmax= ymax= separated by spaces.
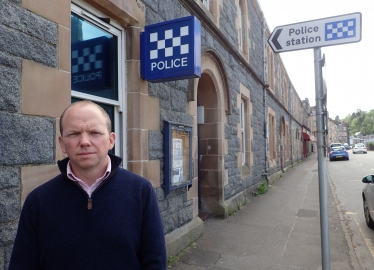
xmin=0 ymin=1 xmax=58 ymax=268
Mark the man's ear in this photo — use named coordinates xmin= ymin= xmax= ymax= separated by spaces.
xmin=109 ymin=132 xmax=116 ymax=150
xmin=58 ymin=136 xmax=67 ymax=154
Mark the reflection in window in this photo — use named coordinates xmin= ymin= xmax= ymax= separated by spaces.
xmin=71 ymin=13 xmax=118 ymax=101
xmin=201 ymin=0 xmax=209 ymax=9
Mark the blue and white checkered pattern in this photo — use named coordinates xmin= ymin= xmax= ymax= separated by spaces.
xmin=325 ymin=19 xmax=356 ymax=41
xmin=149 ymin=26 xmax=189 ymax=60
xmin=72 ymin=45 xmax=103 ymax=74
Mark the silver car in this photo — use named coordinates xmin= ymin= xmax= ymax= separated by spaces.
xmin=353 ymin=143 xmax=367 ymax=154
xmin=362 ymin=175 xmax=374 ymax=229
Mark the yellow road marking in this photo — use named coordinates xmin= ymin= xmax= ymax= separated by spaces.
xmin=352 ymin=214 xmax=374 ymax=259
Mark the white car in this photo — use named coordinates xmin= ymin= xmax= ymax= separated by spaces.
xmin=362 ymin=175 xmax=374 ymax=229
xmin=353 ymin=143 xmax=367 ymax=154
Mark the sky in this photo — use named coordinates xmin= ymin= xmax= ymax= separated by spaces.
xmin=257 ymin=0 xmax=373 ymax=120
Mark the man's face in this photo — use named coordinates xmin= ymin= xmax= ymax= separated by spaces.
xmin=59 ymin=104 xmax=115 ymax=177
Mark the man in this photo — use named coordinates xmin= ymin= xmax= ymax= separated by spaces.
xmin=9 ymin=100 xmax=167 ymax=269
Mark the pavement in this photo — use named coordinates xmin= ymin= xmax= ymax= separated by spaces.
xmin=168 ymin=156 xmax=360 ymax=270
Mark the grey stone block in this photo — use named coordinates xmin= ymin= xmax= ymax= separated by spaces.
xmin=0 ymin=51 xmax=21 ymax=69
xmin=148 ymin=149 xmax=163 ymax=160
xmin=0 ymin=112 xmax=55 ymax=165
xmin=0 ymin=188 xmax=20 ymax=223
xmin=170 ymin=90 xmax=187 ymax=112
xmin=145 ymin=6 xmax=162 ymax=26
xmin=0 ymin=247 xmax=3 ymax=270
xmin=0 ymin=65 xmax=21 ymax=113
xmin=174 ymin=79 xmax=188 ymax=93
xmin=168 ymin=195 xmax=184 ymax=214
xmin=0 ymin=0 xmax=57 ymax=45
xmin=158 ymin=0 xmax=176 ymax=22
xmin=143 ymin=0 xmax=159 ymax=13
xmin=149 ymin=82 xmax=170 ymax=100
xmin=0 ymin=222 xmax=18 ymax=246
xmin=0 ymin=167 xmax=19 ymax=189
xmin=148 ymin=131 xmax=163 ymax=150
xmin=159 ymin=99 xmax=171 ymax=110
xmin=163 ymin=211 xmax=178 ymax=234
xmin=0 ymin=25 xmax=57 ymax=67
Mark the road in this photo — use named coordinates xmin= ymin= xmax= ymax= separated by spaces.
xmin=327 ymin=149 xmax=374 ymax=269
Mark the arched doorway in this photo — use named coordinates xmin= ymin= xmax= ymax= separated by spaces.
xmin=195 ymin=52 xmax=230 ymax=218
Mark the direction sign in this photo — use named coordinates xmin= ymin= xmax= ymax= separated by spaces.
xmin=268 ymin=12 xmax=361 ymax=53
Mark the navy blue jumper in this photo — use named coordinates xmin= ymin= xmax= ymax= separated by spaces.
xmin=9 ymin=154 xmax=167 ymax=270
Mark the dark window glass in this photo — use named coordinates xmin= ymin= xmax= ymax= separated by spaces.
xmin=71 ymin=13 xmax=118 ymax=100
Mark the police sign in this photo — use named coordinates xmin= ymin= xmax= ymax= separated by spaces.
xmin=268 ymin=12 xmax=362 ymax=53
xmin=141 ymin=16 xmax=201 ymax=82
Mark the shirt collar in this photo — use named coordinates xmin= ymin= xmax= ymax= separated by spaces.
xmin=66 ymin=155 xmax=111 ymax=186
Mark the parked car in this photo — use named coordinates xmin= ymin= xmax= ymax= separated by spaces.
xmin=329 ymin=143 xmax=342 ymax=152
xmin=362 ymin=175 xmax=374 ymax=229
xmin=329 ymin=146 xmax=349 ymax=161
xmin=353 ymin=143 xmax=367 ymax=154
xmin=330 ymin=143 xmax=342 ymax=148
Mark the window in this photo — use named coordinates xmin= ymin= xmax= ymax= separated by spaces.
xmin=284 ymin=78 xmax=288 ymax=108
xmin=240 ymin=99 xmax=246 ymax=165
xmin=266 ymin=47 xmax=275 ymax=90
xmin=201 ymin=0 xmax=209 ymax=9
xmin=268 ymin=109 xmax=276 ymax=161
xmin=238 ymin=4 xmax=243 ymax=51
xmin=285 ymin=122 xmax=290 ymax=160
xmin=71 ymin=3 xmax=126 ymax=160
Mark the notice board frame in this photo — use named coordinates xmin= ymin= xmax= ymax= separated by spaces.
xmin=163 ymin=121 xmax=193 ymax=197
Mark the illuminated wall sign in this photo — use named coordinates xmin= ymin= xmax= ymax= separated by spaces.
xmin=141 ymin=16 xmax=201 ymax=82
xmin=71 ymin=36 xmax=111 ymax=91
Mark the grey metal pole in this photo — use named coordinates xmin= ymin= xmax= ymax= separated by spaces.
xmin=314 ymin=47 xmax=330 ymax=270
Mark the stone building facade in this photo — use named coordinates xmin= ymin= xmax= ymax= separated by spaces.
xmin=0 ymin=0 xmax=313 ymax=267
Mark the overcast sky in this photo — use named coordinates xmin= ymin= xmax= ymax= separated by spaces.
xmin=257 ymin=0 xmax=373 ymax=120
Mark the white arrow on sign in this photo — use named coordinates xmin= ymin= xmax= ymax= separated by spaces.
xmin=268 ymin=12 xmax=362 ymax=53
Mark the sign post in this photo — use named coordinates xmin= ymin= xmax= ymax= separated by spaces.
xmin=268 ymin=12 xmax=362 ymax=270
xmin=314 ymin=47 xmax=330 ymax=270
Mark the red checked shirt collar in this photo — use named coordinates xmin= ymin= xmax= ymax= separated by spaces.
xmin=66 ymin=155 xmax=111 ymax=197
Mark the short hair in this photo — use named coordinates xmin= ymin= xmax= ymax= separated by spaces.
xmin=59 ymin=100 xmax=112 ymax=135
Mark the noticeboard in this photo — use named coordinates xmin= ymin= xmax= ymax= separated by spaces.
xmin=163 ymin=121 xmax=193 ymax=197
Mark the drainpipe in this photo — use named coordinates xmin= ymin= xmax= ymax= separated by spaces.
xmin=262 ymin=12 xmax=269 ymax=182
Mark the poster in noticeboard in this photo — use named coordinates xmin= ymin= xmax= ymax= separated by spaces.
xmin=172 ymin=139 xmax=183 ymax=184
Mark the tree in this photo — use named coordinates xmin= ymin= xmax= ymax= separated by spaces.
xmin=335 ymin=115 xmax=339 ymax=121
xmin=344 ymin=114 xmax=352 ymax=126
xmin=361 ymin=116 xmax=374 ymax=135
